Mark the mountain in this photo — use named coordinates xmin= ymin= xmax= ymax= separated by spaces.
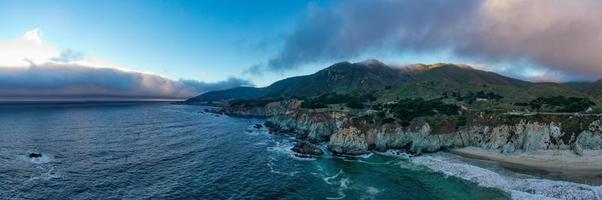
xmin=377 ymin=63 xmax=585 ymax=103
xmin=187 ymin=60 xmax=412 ymax=102
xmin=563 ymin=81 xmax=592 ymax=91
xmin=584 ymin=80 xmax=602 ymax=97
xmin=186 ymin=60 xmax=594 ymax=107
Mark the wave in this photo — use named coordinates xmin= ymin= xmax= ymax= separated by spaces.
xmin=266 ymin=140 xmax=294 ymax=155
xmin=366 ymin=186 xmax=382 ymax=195
xmin=412 ymin=154 xmax=602 ymax=200
xmin=27 ymin=166 xmax=60 ymax=181
xmin=319 ymin=170 xmax=350 ymax=200
xmin=378 ymin=149 xmax=413 ymax=158
xmin=322 ymin=170 xmax=344 ymax=184
xmin=266 ymin=156 xmax=300 ymax=176
xmin=266 ymin=136 xmax=319 ymax=160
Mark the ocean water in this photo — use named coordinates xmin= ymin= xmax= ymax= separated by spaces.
xmin=0 ymin=103 xmax=597 ymax=199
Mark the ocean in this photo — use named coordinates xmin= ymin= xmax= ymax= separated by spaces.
xmin=0 ymin=103 xmax=599 ymax=199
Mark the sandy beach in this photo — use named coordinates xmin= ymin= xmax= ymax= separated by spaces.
xmin=450 ymin=147 xmax=602 ymax=184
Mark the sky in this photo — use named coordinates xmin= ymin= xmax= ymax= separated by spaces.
xmin=1 ymin=0 xmax=601 ymax=100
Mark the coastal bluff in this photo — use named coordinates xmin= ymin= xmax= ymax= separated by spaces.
xmin=210 ymin=102 xmax=602 ymax=156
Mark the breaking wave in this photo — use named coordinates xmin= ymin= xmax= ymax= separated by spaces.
xmin=412 ymin=154 xmax=602 ymax=200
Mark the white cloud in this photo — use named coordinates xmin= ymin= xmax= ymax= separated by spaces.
xmin=0 ymin=29 xmax=61 ymax=67
xmin=0 ymin=29 xmax=251 ymax=100
xmin=23 ymin=28 xmax=43 ymax=43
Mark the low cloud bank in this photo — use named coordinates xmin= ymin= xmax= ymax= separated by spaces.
xmin=0 ymin=63 xmax=252 ymax=100
xmin=0 ymin=29 xmax=251 ymax=100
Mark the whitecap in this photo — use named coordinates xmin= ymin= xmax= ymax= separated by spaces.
xmin=243 ymin=130 xmax=260 ymax=135
xmin=326 ymin=194 xmax=346 ymax=200
xmin=338 ymin=158 xmax=390 ymax=165
xmin=291 ymin=155 xmax=317 ymax=161
xmin=27 ymin=166 xmax=60 ymax=181
xmin=253 ymin=141 xmax=267 ymax=146
xmin=266 ymin=141 xmax=294 ymax=155
xmin=318 ymin=169 xmax=351 ymax=199
xmin=333 ymin=152 xmax=374 ymax=159
xmin=366 ymin=186 xmax=382 ymax=195
xmin=411 ymin=154 xmax=602 ymax=200
xmin=322 ymin=170 xmax=344 ymax=185
xmin=268 ymin=168 xmax=300 ymax=176
xmin=267 ymin=139 xmax=320 ymax=160
xmin=339 ymin=177 xmax=350 ymax=189
xmin=266 ymin=157 xmax=299 ymax=176
xmin=356 ymin=153 xmax=374 ymax=159
xmin=377 ymin=149 xmax=413 ymax=159
xmin=326 ymin=177 xmax=350 ymax=200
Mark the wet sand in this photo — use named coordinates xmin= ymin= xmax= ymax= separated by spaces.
xmin=450 ymin=147 xmax=602 ymax=184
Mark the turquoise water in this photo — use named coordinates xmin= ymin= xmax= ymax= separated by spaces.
xmin=0 ymin=103 xmax=511 ymax=199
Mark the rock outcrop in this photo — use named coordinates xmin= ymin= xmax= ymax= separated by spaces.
xmin=265 ymin=109 xmax=602 ymax=155
xmin=267 ymin=111 xmax=346 ymax=142
xmin=214 ymin=102 xmax=602 ymax=156
xmin=29 ymin=153 xmax=42 ymax=158
xmin=292 ymin=141 xmax=324 ymax=157
xmin=210 ymin=100 xmax=302 ymax=117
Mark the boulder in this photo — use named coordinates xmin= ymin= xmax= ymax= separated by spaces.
xmin=292 ymin=141 xmax=324 ymax=157
xmin=29 ymin=153 xmax=42 ymax=158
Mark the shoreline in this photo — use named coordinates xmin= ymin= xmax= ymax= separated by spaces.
xmin=449 ymin=147 xmax=602 ymax=184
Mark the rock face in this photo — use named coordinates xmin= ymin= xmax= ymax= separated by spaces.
xmin=266 ymin=110 xmax=602 ymax=155
xmin=211 ymin=100 xmax=302 ymax=117
xmin=292 ymin=141 xmax=324 ymax=157
xmin=267 ymin=111 xmax=346 ymax=142
xmin=329 ymin=126 xmax=369 ymax=155
xmin=214 ymin=101 xmax=602 ymax=155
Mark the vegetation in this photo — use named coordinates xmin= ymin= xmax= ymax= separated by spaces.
xmin=189 ymin=61 xmax=602 ymax=114
xmin=528 ymin=96 xmax=595 ymax=112
xmin=377 ymin=98 xmax=460 ymax=125
xmin=300 ymin=93 xmax=376 ymax=109
xmin=445 ymin=90 xmax=503 ymax=104
xmin=229 ymin=98 xmax=284 ymax=107
xmin=455 ymin=115 xmax=467 ymax=128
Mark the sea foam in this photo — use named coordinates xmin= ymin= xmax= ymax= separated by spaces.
xmin=321 ymin=170 xmax=349 ymax=200
xmin=412 ymin=154 xmax=602 ymax=200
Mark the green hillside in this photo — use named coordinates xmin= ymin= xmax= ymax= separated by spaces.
xmin=186 ymin=60 xmax=411 ymax=102
xmin=186 ymin=60 xmax=601 ymax=111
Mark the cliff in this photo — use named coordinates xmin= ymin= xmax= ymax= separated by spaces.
xmin=226 ymin=105 xmax=602 ymax=156
xmin=210 ymin=99 xmax=303 ymax=117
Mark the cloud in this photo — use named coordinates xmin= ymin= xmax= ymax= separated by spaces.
xmin=0 ymin=29 xmax=250 ymax=100
xmin=0 ymin=63 xmax=192 ymax=99
xmin=0 ymin=29 xmax=61 ymax=67
xmin=179 ymin=77 xmax=254 ymax=94
xmin=257 ymin=0 xmax=602 ymax=80
xmin=51 ymin=49 xmax=84 ymax=63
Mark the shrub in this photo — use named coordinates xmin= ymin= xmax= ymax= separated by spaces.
xmin=529 ymin=96 xmax=594 ymax=112
xmin=387 ymin=98 xmax=460 ymax=122
xmin=300 ymin=92 xmax=373 ymax=109
xmin=300 ymin=101 xmax=327 ymax=109
xmin=346 ymin=98 xmax=364 ymax=109
xmin=382 ymin=118 xmax=396 ymax=124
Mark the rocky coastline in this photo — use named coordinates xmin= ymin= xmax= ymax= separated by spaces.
xmin=209 ymin=102 xmax=602 ymax=157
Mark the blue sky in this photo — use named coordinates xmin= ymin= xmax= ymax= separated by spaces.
xmin=1 ymin=0 xmax=601 ymax=100
xmin=0 ymin=0 xmax=331 ymax=85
